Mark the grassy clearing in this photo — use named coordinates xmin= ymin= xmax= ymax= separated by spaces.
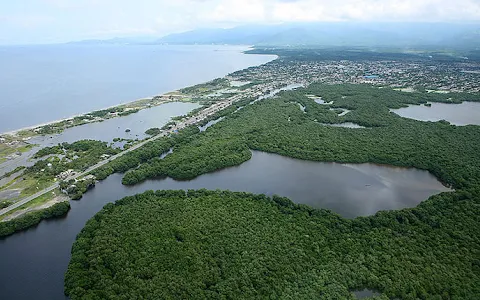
xmin=18 ymin=177 xmax=55 ymax=198
xmin=0 ymin=175 xmax=55 ymax=199
xmin=1 ymin=188 xmax=63 ymax=220
xmin=0 ymin=143 xmax=35 ymax=162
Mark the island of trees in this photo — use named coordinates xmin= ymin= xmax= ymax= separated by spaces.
xmin=65 ymin=189 xmax=479 ymax=299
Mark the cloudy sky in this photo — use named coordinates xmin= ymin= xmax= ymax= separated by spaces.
xmin=1 ymin=0 xmax=480 ymax=44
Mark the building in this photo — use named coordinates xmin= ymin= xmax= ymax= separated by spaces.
xmin=57 ymin=169 xmax=75 ymax=180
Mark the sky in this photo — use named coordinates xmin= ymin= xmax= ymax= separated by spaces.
xmin=1 ymin=0 xmax=480 ymax=45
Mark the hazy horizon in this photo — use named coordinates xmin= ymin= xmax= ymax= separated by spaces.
xmin=1 ymin=0 xmax=480 ymax=45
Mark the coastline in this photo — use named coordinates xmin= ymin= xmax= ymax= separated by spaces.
xmin=1 ymin=46 xmax=278 ymax=137
xmin=0 ymin=96 xmax=155 ymax=136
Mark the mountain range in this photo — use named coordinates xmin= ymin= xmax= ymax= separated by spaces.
xmin=72 ymin=23 xmax=480 ymax=49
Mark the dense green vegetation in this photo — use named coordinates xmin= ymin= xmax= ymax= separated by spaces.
xmin=65 ymin=189 xmax=480 ymax=299
xmin=0 ymin=200 xmax=12 ymax=209
xmin=64 ymin=84 xmax=480 ymax=299
xmin=89 ymin=98 xmax=253 ymax=185
xmin=180 ymin=78 xmax=228 ymax=95
xmin=118 ymin=109 xmax=139 ymax=116
xmin=122 ymin=84 xmax=480 ymax=190
xmin=91 ymin=127 xmax=198 ymax=181
xmin=247 ymin=48 xmax=479 ymax=63
xmin=144 ymin=127 xmax=161 ymax=136
xmin=0 ymin=201 xmax=70 ymax=237
xmin=28 ymin=140 xmax=121 ymax=180
xmin=88 ymin=107 xmax=123 ymax=118
xmin=60 ymin=177 xmax=96 ymax=200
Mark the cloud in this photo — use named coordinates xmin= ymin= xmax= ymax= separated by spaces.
xmin=0 ymin=14 xmax=52 ymax=28
xmin=0 ymin=0 xmax=479 ymax=44
xmin=202 ymin=0 xmax=480 ymax=23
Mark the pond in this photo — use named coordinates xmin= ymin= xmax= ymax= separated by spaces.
xmin=352 ymin=289 xmax=381 ymax=299
xmin=306 ymin=94 xmax=333 ymax=105
xmin=314 ymin=98 xmax=333 ymax=105
xmin=319 ymin=122 xmax=366 ymax=129
xmin=330 ymin=108 xmax=350 ymax=116
xmin=0 ymin=151 xmax=450 ymax=299
xmin=391 ymin=101 xmax=480 ymax=126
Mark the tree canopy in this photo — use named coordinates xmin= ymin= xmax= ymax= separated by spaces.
xmin=65 ymin=189 xmax=480 ymax=299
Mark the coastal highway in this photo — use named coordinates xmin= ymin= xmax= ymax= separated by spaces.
xmin=0 ymin=93 xmax=244 ymax=217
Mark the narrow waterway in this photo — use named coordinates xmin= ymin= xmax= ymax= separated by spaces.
xmin=0 ymin=151 xmax=450 ymax=300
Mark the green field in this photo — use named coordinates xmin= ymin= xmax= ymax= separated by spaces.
xmin=0 ymin=188 xmax=63 ymax=220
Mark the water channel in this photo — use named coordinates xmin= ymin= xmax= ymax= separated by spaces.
xmin=0 ymin=150 xmax=450 ymax=299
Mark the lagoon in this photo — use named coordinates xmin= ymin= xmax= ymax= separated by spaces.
xmin=392 ymin=101 xmax=480 ymax=126
xmin=0 ymin=150 xmax=450 ymax=299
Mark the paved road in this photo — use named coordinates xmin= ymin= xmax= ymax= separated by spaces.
xmin=0 ymin=93 xmax=243 ymax=217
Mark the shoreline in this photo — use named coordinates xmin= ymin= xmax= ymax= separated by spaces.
xmin=1 ymin=47 xmax=278 ymax=137
xmin=0 ymin=96 xmax=156 ymax=136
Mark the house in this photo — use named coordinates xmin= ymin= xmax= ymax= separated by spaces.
xmin=57 ymin=169 xmax=75 ymax=180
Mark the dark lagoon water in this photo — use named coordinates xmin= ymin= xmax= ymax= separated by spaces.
xmin=392 ymin=101 xmax=480 ymax=125
xmin=0 ymin=45 xmax=276 ymax=132
xmin=0 ymin=151 xmax=450 ymax=300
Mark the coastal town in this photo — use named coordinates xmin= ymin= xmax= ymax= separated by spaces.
xmin=230 ymin=53 xmax=480 ymax=93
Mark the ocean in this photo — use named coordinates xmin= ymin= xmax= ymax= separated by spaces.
xmin=0 ymin=44 xmax=276 ymax=133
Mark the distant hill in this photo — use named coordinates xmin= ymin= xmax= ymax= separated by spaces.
xmin=68 ymin=23 xmax=480 ymax=49
xmin=155 ymin=23 xmax=480 ymax=48
xmin=68 ymin=36 xmax=158 ymax=45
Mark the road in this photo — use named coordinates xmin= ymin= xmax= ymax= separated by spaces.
xmin=0 ymin=93 xmax=244 ymax=217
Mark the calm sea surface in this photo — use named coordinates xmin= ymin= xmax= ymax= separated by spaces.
xmin=0 ymin=44 xmax=276 ymax=132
